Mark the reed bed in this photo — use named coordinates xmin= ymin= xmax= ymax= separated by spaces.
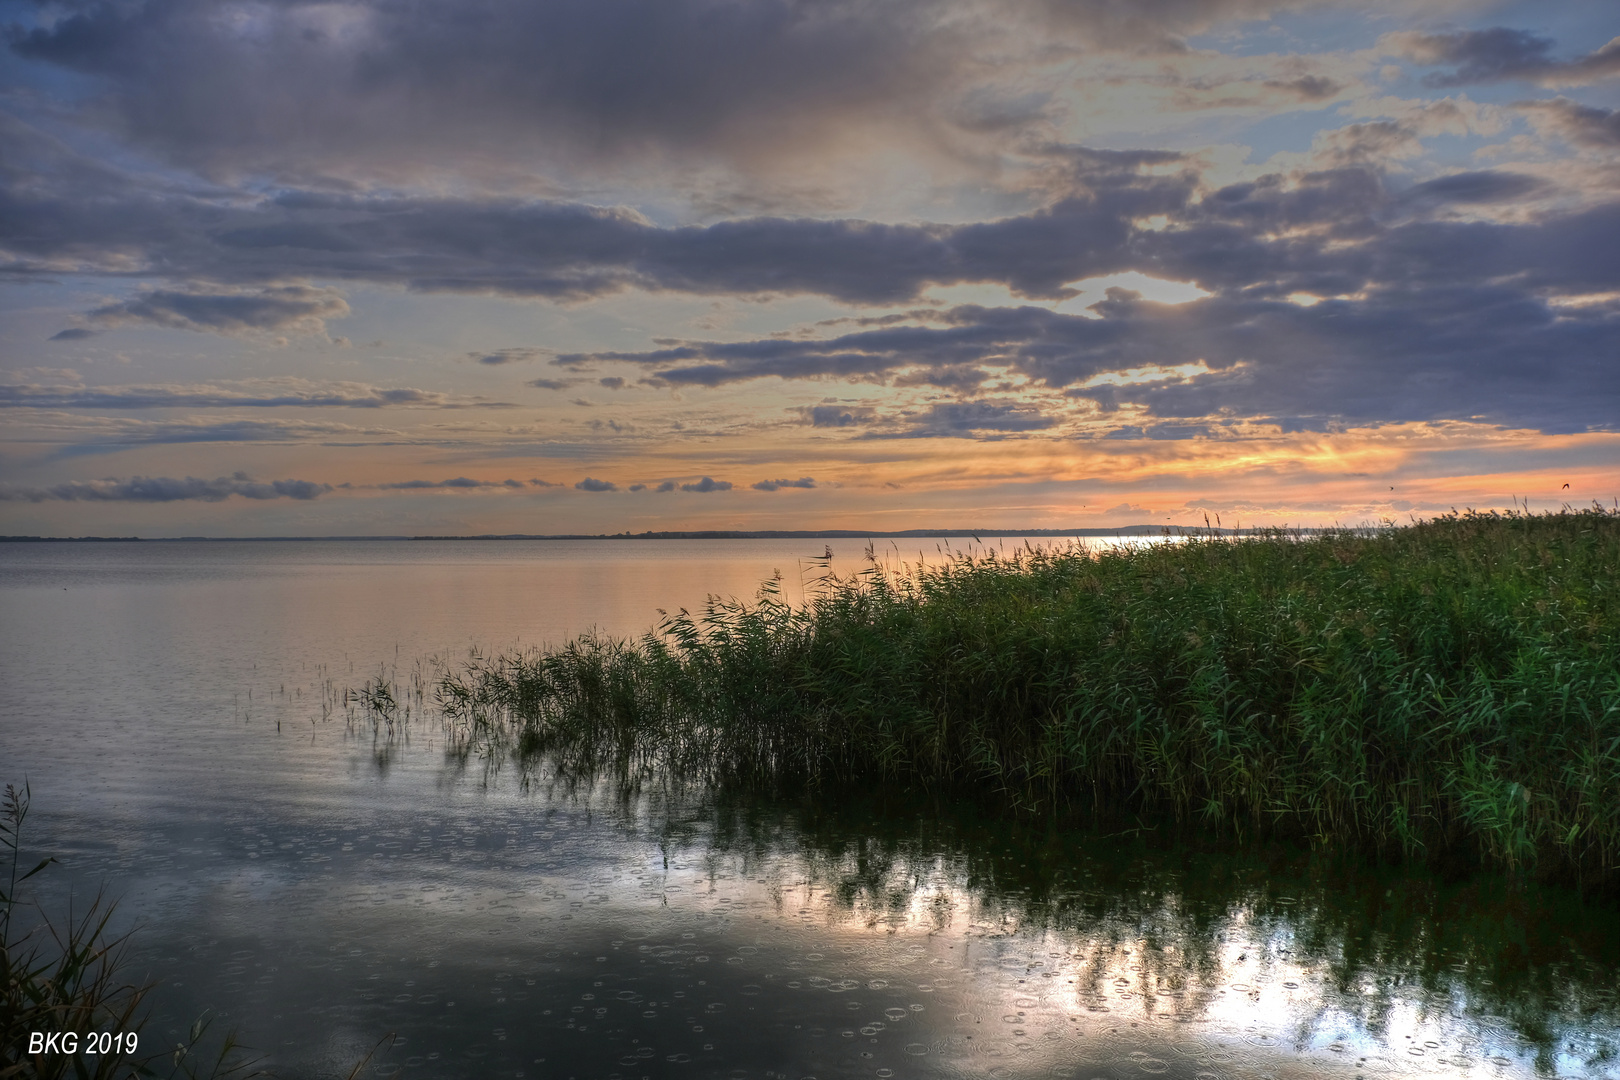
xmin=434 ymin=508 xmax=1620 ymax=887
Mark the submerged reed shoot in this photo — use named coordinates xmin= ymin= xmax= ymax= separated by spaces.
xmin=436 ymin=508 xmax=1620 ymax=887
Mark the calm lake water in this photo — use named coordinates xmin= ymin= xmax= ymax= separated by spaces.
xmin=2 ymin=539 xmax=1618 ymax=1080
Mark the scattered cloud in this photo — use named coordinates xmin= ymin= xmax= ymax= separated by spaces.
xmin=1398 ymin=171 xmax=1550 ymax=206
xmin=794 ymin=405 xmax=869 ymax=427
xmin=0 ymin=0 xmax=1336 ymax=198
xmin=596 ymin=259 xmax=1620 ymax=436
xmin=1261 ymin=75 xmax=1342 ymax=101
xmin=575 ymin=476 xmax=617 ymax=492
xmin=1384 ymin=28 xmax=1620 ymax=88
xmin=472 ymin=348 xmax=547 ymax=365
xmin=1517 ymin=99 xmax=1620 ymax=150
xmin=872 ymin=399 xmax=1059 ymax=439
xmin=40 ymin=416 xmax=404 ymax=453
xmin=0 ymin=380 xmax=512 ymax=410
xmin=375 ymin=477 xmax=526 ymax=490
xmin=680 ymin=477 xmax=732 ymax=493
xmin=83 ymin=284 xmax=349 ymax=337
xmin=752 ymin=477 xmax=816 ymax=491
xmin=1 ymin=152 xmax=1184 ymax=304
xmin=0 ymin=473 xmax=331 ymax=502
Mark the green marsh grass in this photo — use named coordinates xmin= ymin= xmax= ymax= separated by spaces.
xmin=433 ymin=508 xmax=1620 ymax=888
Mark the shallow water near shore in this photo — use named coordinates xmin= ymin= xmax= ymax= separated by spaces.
xmin=4 ymin=540 xmax=1619 ymax=1079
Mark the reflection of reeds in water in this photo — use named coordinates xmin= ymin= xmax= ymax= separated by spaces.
xmin=0 ymin=784 xmax=264 ymax=1080
xmin=592 ymin=780 xmax=1620 ymax=1074
xmin=432 ymin=508 xmax=1620 ymax=889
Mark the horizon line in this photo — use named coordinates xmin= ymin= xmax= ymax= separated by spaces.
xmin=2 ymin=524 xmax=1351 ymax=542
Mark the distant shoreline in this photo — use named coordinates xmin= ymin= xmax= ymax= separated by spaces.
xmin=0 ymin=525 xmax=1293 ymax=543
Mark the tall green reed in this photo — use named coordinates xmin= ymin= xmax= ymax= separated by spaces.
xmin=436 ymin=508 xmax=1620 ymax=888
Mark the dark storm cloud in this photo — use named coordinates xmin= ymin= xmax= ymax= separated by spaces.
xmin=1050 ymin=283 xmax=1616 ymax=433
xmin=23 ymin=134 xmax=1589 ymax=322
xmin=1 ymin=117 xmax=1185 ymax=303
xmin=6 ymin=0 xmax=958 ymax=179
xmin=2 ymin=0 xmax=1321 ymax=188
xmin=85 ymin=285 xmax=349 ymax=335
xmin=563 ymin=304 xmax=1120 ymax=387
xmin=0 ymin=382 xmax=510 ymax=410
xmin=0 ymin=472 xmax=331 ymax=502
xmin=752 ymin=477 xmax=815 ymax=491
xmin=1128 ymin=175 xmax=1620 ymax=302
xmin=309 ymin=155 xmax=1620 ymax=435
xmin=2 ymin=44 xmax=1615 ymax=447
xmin=591 ymin=261 xmax=1619 ymax=435
xmin=1386 ymin=28 xmax=1620 ymax=87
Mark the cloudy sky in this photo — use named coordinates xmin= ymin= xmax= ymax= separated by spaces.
xmin=2 ymin=0 xmax=1616 ymax=536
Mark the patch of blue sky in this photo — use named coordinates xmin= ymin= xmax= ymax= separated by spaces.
xmin=1082 ymin=103 xmax=1385 ymax=169
xmin=1219 ymin=105 xmax=1349 ymax=165
xmin=1184 ymin=8 xmax=1406 ymax=58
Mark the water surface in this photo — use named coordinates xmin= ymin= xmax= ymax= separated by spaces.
xmin=2 ymin=540 xmax=1617 ymax=1079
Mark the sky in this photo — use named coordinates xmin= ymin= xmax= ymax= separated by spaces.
xmin=1 ymin=0 xmax=1617 ymax=537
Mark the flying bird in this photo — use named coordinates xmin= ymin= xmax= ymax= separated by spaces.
xmin=1563 ymin=483 xmax=1570 ymax=489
